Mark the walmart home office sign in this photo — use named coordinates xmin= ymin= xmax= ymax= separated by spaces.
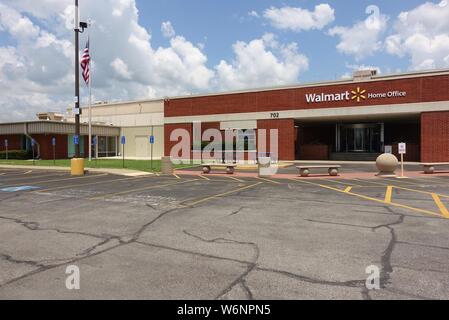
xmin=305 ymin=87 xmax=407 ymax=104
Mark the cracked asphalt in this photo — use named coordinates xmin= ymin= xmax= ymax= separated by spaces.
xmin=0 ymin=167 xmax=449 ymax=300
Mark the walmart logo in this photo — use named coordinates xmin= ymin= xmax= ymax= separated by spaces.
xmin=351 ymin=87 xmax=367 ymax=103
xmin=305 ymin=87 xmax=406 ymax=104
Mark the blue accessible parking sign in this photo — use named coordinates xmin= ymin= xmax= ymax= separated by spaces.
xmin=121 ymin=136 xmax=126 ymax=145
xmin=73 ymin=135 xmax=79 ymax=145
xmin=150 ymin=135 xmax=155 ymax=144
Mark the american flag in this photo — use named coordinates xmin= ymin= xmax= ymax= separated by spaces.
xmin=80 ymin=38 xmax=90 ymax=85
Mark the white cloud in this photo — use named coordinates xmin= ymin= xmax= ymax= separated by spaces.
xmin=0 ymin=0 xmax=216 ymax=121
xmin=0 ymin=3 xmax=40 ymax=39
xmin=112 ymin=0 xmax=134 ymax=17
xmin=263 ymin=4 xmax=335 ymax=32
xmin=248 ymin=11 xmax=260 ymax=18
xmin=385 ymin=1 xmax=449 ymax=70
xmin=161 ymin=21 xmax=176 ymax=38
xmin=0 ymin=0 xmax=69 ymax=19
xmin=329 ymin=13 xmax=388 ymax=60
xmin=111 ymin=58 xmax=133 ymax=79
xmin=215 ymin=33 xmax=309 ymax=90
xmin=0 ymin=1 xmax=310 ymax=122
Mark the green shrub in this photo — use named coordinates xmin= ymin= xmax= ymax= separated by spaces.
xmin=0 ymin=150 xmax=32 ymax=160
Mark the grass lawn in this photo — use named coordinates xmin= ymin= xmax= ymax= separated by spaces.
xmin=0 ymin=159 xmax=196 ymax=173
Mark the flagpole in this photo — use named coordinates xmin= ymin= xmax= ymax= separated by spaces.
xmin=88 ymin=24 xmax=92 ymax=162
xmin=88 ymin=60 xmax=92 ymax=162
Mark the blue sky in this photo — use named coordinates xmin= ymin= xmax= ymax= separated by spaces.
xmin=0 ymin=0 xmax=448 ymax=120
xmin=136 ymin=0 xmax=434 ymax=82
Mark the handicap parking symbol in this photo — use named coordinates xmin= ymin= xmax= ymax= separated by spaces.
xmin=1 ymin=186 xmax=40 ymax=192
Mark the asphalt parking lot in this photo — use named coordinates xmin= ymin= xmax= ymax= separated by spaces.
xmin=0 ymin=167 xmax=449 ymax=300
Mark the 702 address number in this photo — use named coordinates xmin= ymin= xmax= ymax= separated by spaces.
xmin=270 ymin=113 xmax=280 ymax=119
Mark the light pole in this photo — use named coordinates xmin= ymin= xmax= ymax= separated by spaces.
xmin=74 ymin=0 xmax=80 ymax=159
xmin=71 ymin=0 xmax=88 ymax=176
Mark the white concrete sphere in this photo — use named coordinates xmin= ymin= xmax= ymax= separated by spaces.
xmin=376 ymin=153 xmax=399 ymax=173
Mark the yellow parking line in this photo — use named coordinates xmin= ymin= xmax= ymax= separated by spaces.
xmin=392 ymin=185 xmax=449 ymax=199
xmin=5 ymin=173 xmax=109 ymax=188
xmin=89 ymin=179 xmax=197 ymax=200
xmin=384 ymin=186 xmax=393 ymax=204
xmin=198 ymin=174 xmax=210 ymax=181
xmin=290 ymin=178 xmax=444 ymax=218
xmin=432 ymin=194 xmax=449 ymax=218
xmin=353 ymin=178 xmax=388 ymax=186
xmin=224 ymin=175 xmax=245 ymax=183
xmin=173 ymin=173 xmax=181 ymax=179
xmin=321 ymin=179 xmax=363 ymax=188
xmin=256 ymin=177 xmax=282 ymax=185
xmin=382 ymin=178 xmax=423 ymax=186
xmin=24 ymin=170 xmax=33 ymax=175
xmin=35 ymin=175 xmax=147 ymax=193
xmin=355 ymin=178 xmax=449 ymax=199
xmin=412 ymin=177 xmax=449 ymax=186
xmin=344 ymin=187 xmax=353 ymax=193
xmin=182 ymin=182 xmax=263 ymax=207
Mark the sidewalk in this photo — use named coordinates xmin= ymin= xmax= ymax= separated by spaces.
xmin=0 ymin=164 xmax=153 ymax=177
xmin=175 ymin=169 xmax=449 ymax=180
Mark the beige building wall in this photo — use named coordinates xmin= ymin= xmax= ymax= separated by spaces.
xmin=75 ymin=99 xmax=164 ymax=127
xmin=121 ymin=126 xmax=164 ymax=159
xmin=68 ymin=99 xmax=165 ymax=159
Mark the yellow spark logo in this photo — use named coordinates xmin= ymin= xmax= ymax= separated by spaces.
xmin=351 ymin=87 xmax=367 ymax=102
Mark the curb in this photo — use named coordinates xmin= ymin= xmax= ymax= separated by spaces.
xmin=0 ymin=164 xmax=154 ymax=177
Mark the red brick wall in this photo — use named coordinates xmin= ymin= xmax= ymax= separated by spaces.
xmin=257 ymin=119 xmax=295 ymax=161
xmin=296 ymin=126 xmax=334 ymax=160
xmin=164 ymin=123 xmax=192 ymax=159
xmin=421 ymin=112 xmax=449 ymax=162
xmin=32 ymin=134 xmax=68 ymax=160
xmin=392 ymin=143 xmax=420 ymax=162
xmin=300 ymin=145 xmax=330 ymax=160
xmin=0 ymin=135 xmax=23 ymax=150
xmin=200 ymin=122 xmax=223 ymax=161
xmin=201 ymin=122 xmax=222 ymax=138
xmin=166 ymin=75 xmax=449 ymax=117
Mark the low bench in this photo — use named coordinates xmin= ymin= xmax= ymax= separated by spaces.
xmin=422 ymin=163 xmax=449 ymax=174
xmin=296 ymin=165 xmax=341 ymax=177
xmin=202 ymin=163 xmax=237 ymax=174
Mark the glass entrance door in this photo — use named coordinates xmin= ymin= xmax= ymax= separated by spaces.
xmin=338 ymin=124 xmax=382 ymax=153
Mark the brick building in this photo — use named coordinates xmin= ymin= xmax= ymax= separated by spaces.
xmin=0 ymin=121 xmax=120 ymax=160
xmin=164 ymin=69 xmax=449 ymax=162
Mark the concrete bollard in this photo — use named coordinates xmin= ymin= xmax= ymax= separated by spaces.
xmin=71 ymin=158 xmax=85 ymax=176
xmin=258 ymin=157 xmax=272 ymax=177
xmin=161 ymin=156 xmax=174 ymax=175
xmin=376 ymin=153 xmax=399 ymax=177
